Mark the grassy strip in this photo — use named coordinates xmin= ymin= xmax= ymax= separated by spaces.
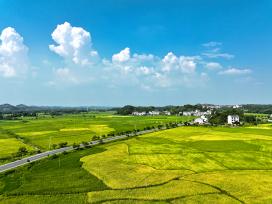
xmin=0 ymin=147 xmax=109 ymax=196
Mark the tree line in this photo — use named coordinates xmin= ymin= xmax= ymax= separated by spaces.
xmin=115 ymin=104 xmax=208 ymax=115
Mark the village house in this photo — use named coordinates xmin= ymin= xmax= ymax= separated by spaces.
xmin=227 ymin=115 xmax=240 ymax=125
xmin=163 ymin=111 xmax=171 ymax=115
xmin=148 ymin=111 xmax=160 ymax=116
xmin=182 ymin=110 xmax=211 ymax=117
xmin=132 ymin=111 xmax=146 ymax=116
xmin=194 ymin=115 xmax=208 ymax=125
xmin=268 ymin=114 xmax=272 ymax=122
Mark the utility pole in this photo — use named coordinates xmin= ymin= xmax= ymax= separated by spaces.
xmin=49 ymin=136 xmax=52 ymax=149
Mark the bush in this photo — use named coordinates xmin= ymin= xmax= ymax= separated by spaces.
xmin=16 ymin=147 xmax=28 ymax=157
xmin=58 ymin=142 xmax=68 ymax=148
xmin=72 ymin=143 xmax=80 ymax=150
xmin=50 ymin=154 xmax=58 ymax=159
xmin=98 ymin=139 xmax=104 ymax=144
xmin=92 ymin=135 xmax=99 ymax=141
xmin=82 ymin=141 xmax=89 ymax=147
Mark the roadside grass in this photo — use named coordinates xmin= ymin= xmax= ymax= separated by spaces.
xmin=0 ymin=147 xmax=109 ymax=202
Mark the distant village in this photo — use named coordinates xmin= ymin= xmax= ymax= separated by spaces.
xmin=131 ymin=104 xmax=245 ymax=125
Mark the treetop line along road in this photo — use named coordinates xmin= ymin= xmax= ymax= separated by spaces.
xmin=0 ymin=125 xmax=178 ymax=173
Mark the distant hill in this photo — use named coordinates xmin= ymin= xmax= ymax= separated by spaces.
xmin=0 ymin=104 xmax=113 ymax=114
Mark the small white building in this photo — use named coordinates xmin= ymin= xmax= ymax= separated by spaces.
xmin=163 ymin=111 xmax=171 ymax=115
xmin=201 ymin=115 xmax=208 ymax=122
xmin=148 ymin=111 xmax=160 ymax=116
xmin=227 ymin=115 xmax=240 ymax=125
xmin=182 ymin=111 xmax=192 ymax=116
xmin=132 ymin=112 xmax=146 ymax=116
xmin=194 ymin=118 xmax=205 ymax=124
xmin=233 ymin=105 xmax=241 ymax=109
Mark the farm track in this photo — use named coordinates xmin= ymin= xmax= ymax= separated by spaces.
xmin=182 ymin=179 xmax=245 ymax=203
xmin=90 ymin=192 xmax=221 ymax=204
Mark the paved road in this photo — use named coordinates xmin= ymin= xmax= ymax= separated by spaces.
xmin=0 ymin=128 xmax=162 ymax=173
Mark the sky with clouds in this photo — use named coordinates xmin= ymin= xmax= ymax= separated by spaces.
xmin=0 ymin=0 xmax=271 ymax=106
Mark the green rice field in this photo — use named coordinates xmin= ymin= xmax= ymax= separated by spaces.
xmin=0 ymin=112 xmax=192 ymax=164
xmin=1 ymin=124 xmax=272 ymax=203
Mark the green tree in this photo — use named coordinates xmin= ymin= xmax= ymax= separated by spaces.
xmin=73 ymin=143 xmax=80 ymax=149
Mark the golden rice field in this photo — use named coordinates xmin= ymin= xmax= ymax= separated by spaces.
xmin=1 ymin=124 xmax=272 ymax=203
xmin=81 ymin=125 xmax=272 ymax=203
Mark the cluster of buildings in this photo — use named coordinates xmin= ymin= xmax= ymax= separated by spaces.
xmin=132 ymin=104 xmax=244 ymax=126
xmin=132 ymin=110 xmax=171 ymax=116
xmin=193 ymin=114 xmax=240 ymax=125
xmin=181 ymin=110 xmax=212 ymax=117
xmin=268 ymin=114 xmax=272 ymax=123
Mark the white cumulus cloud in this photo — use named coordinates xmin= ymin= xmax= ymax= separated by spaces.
xmin=0 ymin=27 xmax=28 ymax=77
xmin=112 ymin=47 xmax=130 ymax=63
xmin=49 ymin=22 xmax=98 ymax=66
xmin=162 ymin=52 xmax=197 ymax=74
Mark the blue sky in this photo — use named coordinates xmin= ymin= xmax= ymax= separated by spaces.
xmin=0 ymin=0 xmax=271 ymax=106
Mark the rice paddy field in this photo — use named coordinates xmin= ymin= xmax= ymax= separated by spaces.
xmin=1 ymin=124 xmax=272 ymax=203
xmin=0 ymin=112 xmax=191 ymax=164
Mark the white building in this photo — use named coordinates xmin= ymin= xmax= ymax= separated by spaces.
xmin=268 ymin=114 xmax=272 ymax=122
xmin=182 ymin=111 xmax=192 ymax=116
xmin=163 ymin=111 xmax=171 ymax=115
xmin=201 ymin=115 xmax=208 ymax=122
xmin=227 ymin=115 xmax=240 ymax=125
xmin=233 ymin=105 xmax=241 ymax=109
xmin=182 ymin=110 xmax=212 ymax=117
xmin=132 ymin=112 xmax=146 ymax=116
xmin=194 ymin=118 xmax=205 ymax=124
xmin=148 ymin=111 xmax=160 ymax=116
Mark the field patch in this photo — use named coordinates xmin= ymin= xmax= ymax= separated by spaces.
xmin=186 ymin=140 xmax=260 ymax=152
xmin=81 ymin=143 xmax=190 ymax=189
xmin=185 ymin=170 xmax=272 ymax=203
xmin=0 ymin=194 xmax=87 ymax=204
xmin=0 ymin=138 xmax=34 ymax=160
xmin=87 ymin=179 xmax=217 ymax=203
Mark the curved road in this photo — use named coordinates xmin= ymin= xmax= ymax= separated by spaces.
xmin=0 ymin=127 xmax=169 ymax=173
